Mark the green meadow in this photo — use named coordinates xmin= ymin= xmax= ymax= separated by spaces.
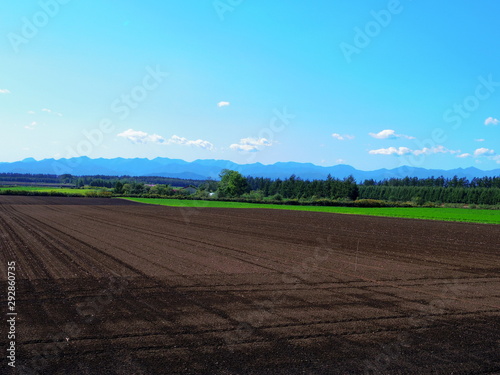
xmin=0 ymin=186 xmax=101 ymax=195
xmin=123 ymin=198 xmax=500 ymax=225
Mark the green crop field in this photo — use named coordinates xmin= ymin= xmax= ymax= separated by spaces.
xmin=123 ymin=197 xmax=500 ymax=224
xmin=0 ymin=186 xmax=102 ymax=195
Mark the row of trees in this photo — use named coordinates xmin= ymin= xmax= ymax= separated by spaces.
xmin=0 ymin=173 xmax=62 ymax=184
xmin=363 ymin=175 xmax=500 ymax=188
xmin=112 ymin=182 xmax=192 ymax=196
xmin=245 ymin=174 xmax=359 ymax=200
xmin=213 ymin=171 xmax=500 ymax=205
xmin=196 ymin=170 xmax=359 ymax=201
xmin=359 ymin=185 xmax=500 ymax=205
xmin=2 ymin=171 xmax=500 ymax=205
xmin=66 ymin=175 xmax=205 ymax=188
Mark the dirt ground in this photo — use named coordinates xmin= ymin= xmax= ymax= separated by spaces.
xmin=0 ymin=196 xmax=499 ymax=374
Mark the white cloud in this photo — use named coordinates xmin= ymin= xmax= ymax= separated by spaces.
xmin=336 ymin=158 xmax=346 ymax=164
xmin=369 ymin=145 xmax=459 ymax=157
xmin=473 ymin=147 xmax=495 ymax=157
xmin=24 ymin=121 xmax=37 ymax=130
xmin=217 ymin=101 xmax=230 ymax=108
xmin=42 ymin=108 xmax=63 ymax=117
xmin=230 ymin=137 xmax=273 ymax=152
xmin=484 ymin=117 xmax=499 ymax=126
xmin=369 ymin=129 xmax=415 ymax=140
xmin=369 ymin=146 xmax=412 ymax=156
xmin=475 ymin=138 xmax=485 ymax=142
xmin=331 ymin=133 xmax=354 ymax=141
xmin=167 ymin=135 xmax=214 ymax=150
xmin=118 ymin=129 xmax=167 ymax=144
xmin=230 ymin=144 xmax=257 ymax=152
xmin=412 ymin=145 xmax=459 ymax=156
xmin=117 ymin=129 xmax=214 ymax=150
xmin=0 ymin=89 xmax=11 ymax=94
xmin=456 ymin=148 xmax=497 ymax=160
xmin=28 ymin=110 xmax=36 ymax=114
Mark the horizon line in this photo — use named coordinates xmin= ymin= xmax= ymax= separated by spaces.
xmin=1 ymin=156 xmax=499 ymax=173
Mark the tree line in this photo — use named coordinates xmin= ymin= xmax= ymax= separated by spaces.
xmin=363 ymin=175 xmax=500 ymax=188
xmin=71 ymin=175 xmax=205 ymax=188
xmin=2 ymin=171 xmax=500 ymax=206
xmin=207 ymin=171 xmax=500 ymax=206
xmin=359 ymin=185 xmax=500 ymax=205
xmin=359 ymin=176 xmax=500 ymax=205
xmin=0 ymin=173 xmax=62 ymax=184
xmin=243 ymin=174 xmax=359 ymax=200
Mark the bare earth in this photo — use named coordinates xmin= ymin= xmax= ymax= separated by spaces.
xmin=0 ymin=196 xmax=499 ymax=374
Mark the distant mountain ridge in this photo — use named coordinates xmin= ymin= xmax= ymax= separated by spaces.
xmin=0 ymin=157 xmax=499 ymax=181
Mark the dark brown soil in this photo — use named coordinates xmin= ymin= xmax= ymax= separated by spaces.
xmin=1 ymin=196 xmax=499 ymax=374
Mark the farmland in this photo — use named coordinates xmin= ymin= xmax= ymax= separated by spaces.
xmin=0 ymin=195 xmax=499 ymax=374
xmin=0 ymin=186 xmax=103 ymax=195
xmin=125 ymin=197 xmax=500 ymax=224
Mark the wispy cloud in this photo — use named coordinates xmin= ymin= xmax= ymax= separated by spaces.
xmin=28 ymin=110 xmax=36 ymax=114
xmin=118 ymin=129 xmax=166 ymax=144
xmin=413 ymin=145 xmax=459 ymax=156
xmin=369 ymin=146 xmax=412 ymax=156
xmin=369 ymin=145 xmax=459 ymax=156
xmin=167 ymin=135 xmax=214 ymax=150
xmin=473 ymin=147 xmax=494 ymax=157
xmin=230 ymin=137 xmax=273 ymax=152
xmin=456 ymin=148 xmax=496 ymax=159
xmin=475 ymin=138 xmax=485 ymax=142
xmin=217 ymin=101 xmax=230 ymax=108
xmin=24 ymin=121 xmax=37 ymax=130
xmin=42 ymin=108 xmax=63 ymax=117
xmin=369 ymin=129 xmax=415 ymax=140
xmin=331 ymin=133 xmax=355 ymax=141
xmin=484 ymin=117 xmax=499 ymax=126
xmin=0 ymin=89 xmax=11 ymax=94
xmin=117 ymin=129 xmax=214 ymax=150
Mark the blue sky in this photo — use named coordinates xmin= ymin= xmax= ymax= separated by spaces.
xmin=1 ymin=0 xmax=499 ymax=171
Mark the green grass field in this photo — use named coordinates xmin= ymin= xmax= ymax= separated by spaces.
xmin=0 ymin=186 xmax=101 ymax=195
xmin=123 ymin=198 xmax=500 ymax=224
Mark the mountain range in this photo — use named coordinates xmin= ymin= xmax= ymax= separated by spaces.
xmin=1 ymin=157 xmax=499 ymax=181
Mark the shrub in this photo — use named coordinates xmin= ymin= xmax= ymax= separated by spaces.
xmin=411 ymin=196 xmax=425 ymax=206
xmin=97 ymin=191 xmax=113 ymax=198
xmin=354 ymin=199 xmax=386 ymax=207
xmin=241 ymin=190 xmax=264 ymax=201
xmin=423 ymin=201 xmax=437 ymax=208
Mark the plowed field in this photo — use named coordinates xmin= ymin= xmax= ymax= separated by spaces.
xmin=1 ymin=196 xmax=499 ymax=374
